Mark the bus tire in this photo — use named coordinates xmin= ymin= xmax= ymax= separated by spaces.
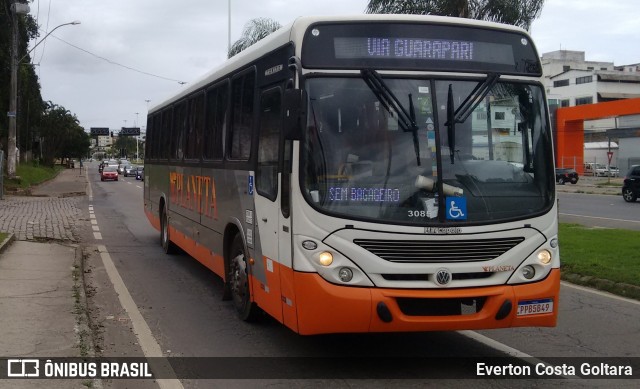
xmin=160 ymin=206 xmax=178 ymax=254
xmin=228 ymin=234 xmax=260 ymax=321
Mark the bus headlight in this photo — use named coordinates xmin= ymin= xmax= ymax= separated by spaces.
xmin=537 ymin=249 xmax=552 ymax=265
xmin=318 ymin=251 xmax=333 ymax=266
xmin=295 ymin=235 xmax=374 ymax=287
xmin=338 ymin=267 xmax=353 ymax=282
xmin=522 ymin=265 xmax=535 ymax=279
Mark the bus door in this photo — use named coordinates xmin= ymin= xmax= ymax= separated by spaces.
xmin=254 ymin=86 xmax=295 ymax=328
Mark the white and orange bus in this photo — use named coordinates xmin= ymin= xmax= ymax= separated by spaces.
xmin=144 ymin=15 xmax=559 ymax=335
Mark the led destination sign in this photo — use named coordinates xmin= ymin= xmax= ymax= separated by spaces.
xmin=334 ymin=37 xmax=514 ymax=66
xmin=302 ymin=22 xmax=542 ymax=75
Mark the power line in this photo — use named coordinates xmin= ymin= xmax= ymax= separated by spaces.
xmin=36 ymin=0 xmax=53 ymax=65
xmin=49 ymin=34 xmax=187 ymax=85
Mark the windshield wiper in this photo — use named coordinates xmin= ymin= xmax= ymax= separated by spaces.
xmin=361 ymin=69 xmax=421 ymax=166
xmin=445 ymin=73 xmax=500 ymax=164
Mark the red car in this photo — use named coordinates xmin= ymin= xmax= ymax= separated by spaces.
xmin=101 ymin=166 xmax=119 ymax=181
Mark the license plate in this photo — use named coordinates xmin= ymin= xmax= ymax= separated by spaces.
xmin=517 ymin=298 xmax=554 ymax=316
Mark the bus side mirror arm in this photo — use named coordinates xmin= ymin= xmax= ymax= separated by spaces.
xmin=283 ymin=89 xmax=306 ymax=141
xmin=288 ymin=56 xmax=303 ymax=89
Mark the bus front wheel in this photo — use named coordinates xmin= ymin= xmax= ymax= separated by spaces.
xmin=228 ymin=234 xmax=260 ymax=321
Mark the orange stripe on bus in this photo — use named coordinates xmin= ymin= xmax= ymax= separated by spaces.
xmin=167 ymin=224 xmax=225 ymax=280
xmin=251 ymin=256 xmax=284 ymax=324
xmin=145 ymin=208 xmax=161 ymax=232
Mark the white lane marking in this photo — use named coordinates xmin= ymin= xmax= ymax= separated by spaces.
xmin=88 ymin=173 xmax=93 ymax=201
xmin=127 ymin=181 xmax=132 ymax=184
xmin=460 ymin=331 xmax=576 ymax=379
xmin=90 ymin=214 xmax=96 ymax=219
xmin=97 ymin=245 xmax=183 ymax=389
xmin=561 ymin=281 xmax=640 ymax=305
xmin=559 ymin=213 xmax=640 ymax=224
xmin=459 ymin=330 xmax=535 ymax=358
xmin=91 ymin=219 xmax=98 ymax=225
xmin=92 ymin=226 xmax=100 ymax=231
xmin=93 ymin=232 xmax=102 ymax=240
xmin=136 ymin=185 xmax=142 ymax=189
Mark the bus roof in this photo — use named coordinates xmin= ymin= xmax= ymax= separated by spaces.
xmin=149 ymin=14 xmax=533 ymax=114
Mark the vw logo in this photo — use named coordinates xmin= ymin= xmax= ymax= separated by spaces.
xmin=435 ymin=268 xmax=452 ymax=286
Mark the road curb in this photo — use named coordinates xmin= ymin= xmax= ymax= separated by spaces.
xmin=0 ymin=233 xmax=15 ymax=255
xmin=562 ymin=272 xmax=640 ymax=301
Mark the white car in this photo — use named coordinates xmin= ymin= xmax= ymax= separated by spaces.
xmin=584 ymin=163 xmax=609 ymax=177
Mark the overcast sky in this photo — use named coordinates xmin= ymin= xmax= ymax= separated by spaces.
xmin=26 ymin=0 xmax=640 ymax=131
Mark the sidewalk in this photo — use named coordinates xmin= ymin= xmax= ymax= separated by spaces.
xmin=0 ymin=167 xmax=92 ymax=387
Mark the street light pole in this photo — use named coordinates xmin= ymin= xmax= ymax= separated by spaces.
xmin=134 ymin=113 xmax=139 ymax=162
xmin=6 ymin=9 xmax=80 ymax=177
xmin=19 ymin=20 xmax=81 ymax=63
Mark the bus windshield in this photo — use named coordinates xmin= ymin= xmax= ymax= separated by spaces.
xmin=301 ymin=76 xmax=554 ymax=225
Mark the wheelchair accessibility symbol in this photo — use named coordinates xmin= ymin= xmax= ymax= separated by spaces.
xmin=446 ymin=197 xmax=467 ymax=220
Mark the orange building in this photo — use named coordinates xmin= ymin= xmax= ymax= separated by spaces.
xmin=554 ymin=98 xmax=640 ymax=175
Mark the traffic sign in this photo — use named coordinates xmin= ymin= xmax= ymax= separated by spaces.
xmin=90 ymin=127 xmax=109 ymax=136
xmin=607 ymin=151 xmax=613 ymax=164
xmin=120 ymin=127 xmax=141 ymax=136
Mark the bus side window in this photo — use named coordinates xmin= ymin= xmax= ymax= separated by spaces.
xmin=204 ymin=81 xmax=228 ymax=160
xmin=172 ymin=101 xmax=187 ymax=161
xmin=229 ymin=69 xmax=255 ymax=160
xmin=185 ymin=93 xmax=204 ymax=160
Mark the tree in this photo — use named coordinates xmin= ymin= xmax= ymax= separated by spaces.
xmin=37 ymin=102 xmax=87 ymax=166
xmin=228 ymin=18 xmax=282 ymax=58
xmin=0 ymin=0 xmax=43 ymax=158
xmin=112 ymin=135 xmax=137 ymax=159
xmin=365 ymin=0 xmax=545 ymax=29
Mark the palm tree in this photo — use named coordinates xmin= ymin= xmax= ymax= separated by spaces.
xmin=365 ymin=0 xmax=545 ymax=30
xmin=228 ymin=18 xmax=282 ymax=58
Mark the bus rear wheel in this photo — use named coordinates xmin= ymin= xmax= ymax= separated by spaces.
xmin=228 ymin=234 xmax=260 ymax=321
xmin=160 ymin=206 xmax=178 ymax=254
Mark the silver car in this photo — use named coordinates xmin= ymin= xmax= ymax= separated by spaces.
xmin=117 ymin=163 xmax=131 ymax=175
xmin=124 ymin=165 xmax=138 ymax=177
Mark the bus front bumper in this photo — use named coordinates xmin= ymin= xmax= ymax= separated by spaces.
xmin=293 ymin=268 xmax=560 ymax=335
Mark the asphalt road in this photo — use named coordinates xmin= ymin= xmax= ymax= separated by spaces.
xmin=81 ymin=164 xmax=640 ymax=388
xmin=558 ymin=192 xmax=640 ymax=230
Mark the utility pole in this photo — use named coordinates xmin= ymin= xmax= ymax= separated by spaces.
xmin=7 ymin=2 xmax=29 ymax=177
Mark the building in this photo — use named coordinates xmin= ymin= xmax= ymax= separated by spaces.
xmin=583 ymin=141 xmax=618 ymax=167
xmin=542 ymin=51 xmax=640 ymax=172
xmin=97 ymin=135 xmax=113 ymax=149
xmin=542 ymin=50 xmax=640 ymax=108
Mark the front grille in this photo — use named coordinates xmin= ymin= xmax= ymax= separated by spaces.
xmin=354 ymin=237 xmax=524 ymax=263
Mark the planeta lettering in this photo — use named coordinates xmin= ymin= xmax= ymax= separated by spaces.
xmin=169 ymin=172 xmax=217 ymax=219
